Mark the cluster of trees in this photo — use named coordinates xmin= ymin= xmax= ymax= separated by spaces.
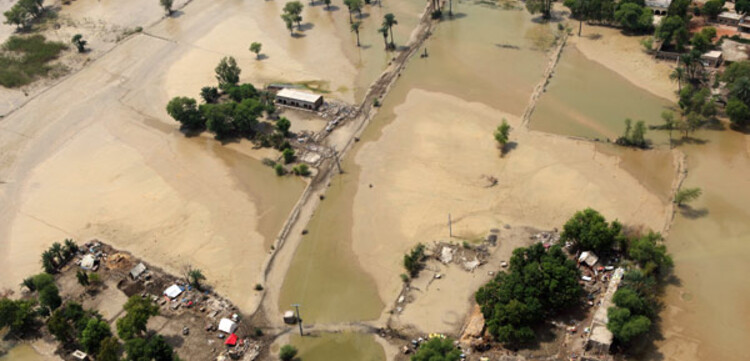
xmin=616 ymin=118 xmax=648 ymax=148
xmin=475 ymin=243 xmax=582 ymax=346
xmin=3 ymin=0 xmax=44 ymax=30
xmin=403 ymin=243 xmax=426 ymax=278
xmin=411 ymin=337 xmax=462 ymax=361
xmin=0 ymin=298 xmax=38 ymax=336
xmin=22 ymin=273 xmax=62 ymax=314
xmin=40 ymin=239 xmax=79 ymax=274
xmin=563 ymin=0 xmax=653 ymax=35
xmin=166 ymin=57 xmax=276 ymax=140
xmin=494 ymin=119 xmax=511 ymax=155
xmin=281 ymin=1 xmax=304 ymax=35
xmin=720 ymin=61 xmax=750 ymax=127
xmin=655 ymin=0 xmax=692 ymax=51
xmin=561 ymin=208 xmax=625 ymax=255
xmin=117 ymin=296 xmax=180 ymax=360
xmin=608 ymin=231 xmax=674 ymax=345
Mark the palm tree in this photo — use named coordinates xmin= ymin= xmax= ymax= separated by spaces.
xmin=42 ymin=250 xmax=57 ymax=273
xmin=188 ymin=269 xmax=206 ymax=289
xmin=669 ymin=67 xmax=685 ymax=92
xmin=383 ymin=13 xmax=398 ymax=49
xmin=324 ymin=0 xmax=331 ymax=10
xmin=51 ymin=242 xmax=64 ymax=264
xmin=344 ymin=0 xmax=362 ymax=23
xmin=63 ymin=239 xmax=78 ymax=260
xmin=378 ymin=26 xmax=389 ymax=50
xmin=351 ymin=21 xmax=362 ymax=47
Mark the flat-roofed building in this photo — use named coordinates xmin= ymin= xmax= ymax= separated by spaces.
xmin=275 ymin=88 xmax=323 ymax=110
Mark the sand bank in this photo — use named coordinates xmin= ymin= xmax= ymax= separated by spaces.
xmin=351 ymin=89 xmax=671 ymax=332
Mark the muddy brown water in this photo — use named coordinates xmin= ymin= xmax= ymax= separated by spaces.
xmin=291 ymin=332 xmax=385 ymax=361
xmin=0 ymin=344 xmax=50 ymax=361
xmin=532 ymin=45 xmax=674 ymax=143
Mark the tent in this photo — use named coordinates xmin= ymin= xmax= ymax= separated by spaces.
xmin=163 ymin=284 xmax=184 ymax=299
xmin=218 ymin=318 xmax=238 ymax=334
xmin=80 ymin=254 xmax=97 ymax=270
xmin=224 ymin=333 xmax=238 ymax=346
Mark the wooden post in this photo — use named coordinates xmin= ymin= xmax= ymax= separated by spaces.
xmin=292 ymin=304 xmax=303 ymax=336
xmin=448 ymin=213 xmax=452 ymax=238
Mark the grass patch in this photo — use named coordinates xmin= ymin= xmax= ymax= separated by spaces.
xmin=0 ymin=35 xmax=67 ymax=88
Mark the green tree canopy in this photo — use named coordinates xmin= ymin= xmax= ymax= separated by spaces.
xmin=215 ymin=56 xmax=241 ymax=90
xmin=81 ymin=318 xmax=112 ymax=354
xmin=726 ymin=98 xmax=750 ymax=127
xmin=561 ymin=208 xmax=623 ymax=254
xmin=97 ymin=337 xmax=121 ymax=361
xmin=702 ymin=0 xmax=724 ymax=20
xmin=279 ymin=344 xmax=298 ymax=361
xmin=411 ymin=337 xmax=462 ymax=361
xmin=166 ymin=97 xmax=204 ymax=129
xmin=628 ymin=232 xmax=673 ymax=276
xmin=117 ymin=296 xmax=159 ymax=340
xmin=656 ymin=15 xmax=689 ymax=51
xmin=475 ymin=243 xmax=581 ymax=346
xmin=614 ymin=3 xmax=653 ymax=33
xmin=0 ymin=298 xmax=37 ymax=335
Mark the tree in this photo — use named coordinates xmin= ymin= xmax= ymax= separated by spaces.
xmin=701 ymin=0 xmax=724 ymax=20
xmin=98 ymin=337 xmax=121 ymax=361
xmin=344 ymin=0 xmax=362 ymax=23
xmin=166 ymin=97 xmax=204 ymax=129
xmin=525 ymin=0 xmax=553 ymax=19
xmin=628 ymin=232 xmax=673 ymax=276
xmin=215 ymin=56 xmax=241 ymax=90
xmin=656 ymin=15 xmax=689 ymax=51
xmin=691 ymin=27 xmax=716 ymax=54
xmin=616 ymin=118 xmax=648 ymax=148
xmin=737 ymin=0 xmax=750 ymax=14
xmin=351 ymin=21 xmax=362 ymax=47
xmin=124 ymin=335 xmax=177 ymax=361
xmin=564 ymin=0 xmax=589 ymax=36
xmin=4 ymin=5 xmax=31 ymax=29
xmin=282 ymin=13 xmax=295 ymax=35
xmin=661 ymin=111 xmax=675 ymax=147
xmin=39 ymin=283 xmax=62 ymax=311
xmin=561 ymin=208 xmax=623 ymax=254
xmin=234 ymin=98 xmax=263 ymax=135
xmin=614 ymin=3 xmax=653 ymax=33
xmin=403 ymin=243 xmax=426 ymax=277
xmin=70 ymin=34 xmax=87 ymax=53
xmin=200 ymin=86 xmax=220 ymax=104
xmin=282 ymin=1 xmax=304 ymax=31
xmin=383 ymin=13 xmax=398 ymax=49
xmin=250 ymin=42 xmax=262 ymax=59
xmin=726 ymin=98 xmax=750 ymax=127
xmin=51 ymin=242 xmax=64 ymax=264
xmin=282 ymin=148 xmax=295 ymax=164
xmin=607 ymin=306 xmax=651 ymax=343
xmin=42 ymin=249 xmax=57 ymax=273
xmin=227 ymin=83 xmax=259 ymax=102
xmin=160 ymin=0 xmax=174 ymax=15
xmin=48 ymin=308 xmax=75 ymax=344
xmin=377 ymin=25 xmax=389 ymax=50
xmin=494 ymin=119 xmax=511 ymax=155
xmin=187 ymin=268 xmax=205 ymax=289
xmin=203 ymin=102 xmax=236 ymax=138
xmin=476 ymin=243 xmax=581 ymax=346
xmin=667 ymin=0 xmax=690 ymax=18
xmin=411 ymin=337 xmax=462 ymax=361
xmin=116 ymin=296 xmax=159 ymax=340
xmin=721 ymin=60 xmax=750 ymax=84
xmin=279 ymin=344 xmax=298 ymax=361
xmin=730 ymin=76 xmax=750 ymax=105
xmin=674 ymin=187 xmax=702 ymax=206
xmin=81 ymin=318 xmax=112 ymax=354
xmin=324 ymin=0 xmax=331 ymax=10
xmin=0 ymin=298 xmax=37 ymax=335
xmin=292 ymin=163 xmax=310 ymax=176
xmin=32 ymin=273 xmax=55 ymax=291
xmin=77 ymin=270 xmax=90 ymax=287
xmin=276 ymin=116 xmax=291 ymax=136
xmin=63 ymin=239 xmax=78 ymax=260
xmin=669 ymin=67 xmax=684 ymax=93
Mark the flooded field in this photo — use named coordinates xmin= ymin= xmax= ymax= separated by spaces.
xmin=0 ymin=344 xmax=56 ymax=361
xmin=651 ymin=129 xmax=750 ymax=361
xmin=532 ymin=45 xmax=674 ymax=142
xmin=290 ymin=333 xmax=385 ymax=361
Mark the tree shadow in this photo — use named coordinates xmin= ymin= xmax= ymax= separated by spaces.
xmin=495 ymin=43 xmax=521 ymax=50
xmin=179 ymin=127 xmax=205 ymax=138
xmin=357 ymin=12 xmax=371 ymax=19
xmin=678 ymin=205 xmax=709 ymax=219
xmin=672 ymin=136 xmax=709 ymax=146
xmin=256 ymin=54 xmax=269 ymax=61
xmin=299 ymin=22 xmax=315 ymax=31
xmin=291 ymin=32 xmax=307 ymax=38
xmin=324 ymin=5 xmax=340 ymax=11
xmin=586 ymin=33 xmax=603 ymax=40
xmin=169 ymin=10 xmax=185 ymax=18
xmin=502 ymin=141 xmax=518 ymax=156
xmin=442 ymin=12 xmax=467 ymax=21
xmin=163 ymin=334 xmax=185 ymax=348
xmin=729 ymin=123 xmax=750 ymax=134
xmin=358 ymin=44 xmax=372 ymax=50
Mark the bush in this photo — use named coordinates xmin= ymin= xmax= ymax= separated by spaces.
xmin=403 ymin=243 xmax=426 ymax=277
xmin=411 ymin=337 xmax=462 ymax=361
xmin=726 ymin=98 xmax=750 ymax=127
xmin=274 ymin=164 xmax=285 ymax=176
xmin=282 ymin=148 xmax=295 ymax=164
xmin=254 ymin=283 xmax=264 ymax=291
xmin=0 ymin=35 xmax=67 ymax=88
xmin=167 ymin=97 xmax=203 ymax=129
xmin=400 ymin=273 xmax=409 ymax=283
xmin=292 ymin=163 xmax=310 ymax=176
xmin=279 ymin=344 xmax=298 ymax=361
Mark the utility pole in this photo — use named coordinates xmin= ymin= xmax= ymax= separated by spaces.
xmin=292 ymin=304 xmax=303 ymax=336
xmin=448 ymin=213 xmax=452 ymax=238
xmin=332 ymin=147 xmax=343 ymax=174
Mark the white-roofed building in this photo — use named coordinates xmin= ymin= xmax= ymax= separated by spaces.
xmin=163 ymin=284 xmax=184 ymax=299
xmin=275 ymin=88 xmax=324 ymax=110
xmin=218 ymin=318 xmax=238 ymax=334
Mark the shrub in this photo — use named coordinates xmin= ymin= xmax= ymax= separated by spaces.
xmin=403 ymin=243 xmax=426 ymax=277
xmin=279 ymin=345 xmax=298 ymax=361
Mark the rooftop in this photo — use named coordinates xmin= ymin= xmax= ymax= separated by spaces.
xmin=719 ymin=11 xmax=743 ymax=20
xmin=645 ymin=0 xmax=672 ymax=8
xmin=702 ymin=50 xmax=723 ymax=59
xmin=276 ymin=88 xmax=323 ymax=103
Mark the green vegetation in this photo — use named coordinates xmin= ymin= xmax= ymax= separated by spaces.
xmin=675 ymin=82 xmax=715 ymax=137
xmin=160 ymin=0 xmax=174 ymax=16
xmin=722 ymin=61 xmax=750 ymax=127
xmin=382 ymin=13 xmax=398 ymax=49
xmin=673 ymin=187 xmax=702 ymax=206
xmin=215 ymin=56 xmax=241 ymax=90
xmin=167 ymin=97 xmax=203 ymax=130
xmin=616 ymin=118 xmax=648 ymax=148
xmin=411 ymin=337 xmax=462 ymax=361
xmin=97 ymin=337 xmax=121 ymax=361
xmin=628 ymin=232 xmax=674 ymax=276
xmin=281 ymin=1 xmax=304 ymax=35
xmin=292 ymin=163 xmax=310 ymax=176
xmin=187 ymin=267 xmax=206 ymax=290
xmin=494 ymin=119 xmax=511 ymax=154
xmin=274 ymin=163 xmax=286 ymax=176
xmin=276 ymin=116 xmax=291 ymax=136
xmin=0 ymin=298 xmax=38 ymax=336
xmin=124 ymin=334 xmax=179 ymax=361
xmin=250 ymin=42 xmax=262 ymax=59
xmin=403 ymin=243 xmax=426 ymax=278
xmin=656 ymin=16 xmax=689 ymax=51
xmin=282 ymin=147 xmax=295 ymax=164
xmin=71 ymin=34 xmax=86 ymax=53
xmin=279 ymin=344 xmax=298 ymax=361
xmin=0 ymin=35 xmax=67 ymax=88
xmin=607 ymin=288 xmax=652 ymax=343
xmin=116 ymin=295 xmax=159 ymax=340
xmin=81 ymin=318 xmax=113 ymax=354
xmin=561 ymin=208 xmax=624 ymax=254
xmin=475 ymin=243 xmax=581 ymax=346
xmin=351 ymin=21 xmax=362 ymax=47
xmin=200 ymin=86 xmax=220 ymax=104
xmin=725 ymin=98 xmax=750 ymax=127
xmin=525 ymin=0 xmax=553 ymax=19
xmin=3 ymin=0 xmax=45 ymax=30
xmin=344 ymin=0 xmax=362 ymax=24
xmin=691 ymin=27 xmax=716 ymax=54
xmin=614 ymin=2 xmax=653 ymax=33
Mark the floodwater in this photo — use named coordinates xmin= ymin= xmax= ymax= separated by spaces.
xmin=648 ymin=129 xmax=750 ymax=361
xmin=291 ymin=332 xmax=385 ymax=361
xmin=532 ymin=45 xmax=674 ymax=143
xmin=278 ymin=0 xmax=552 ymax=326
xmin=0 ymin=344 xmax=51 ymax=361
